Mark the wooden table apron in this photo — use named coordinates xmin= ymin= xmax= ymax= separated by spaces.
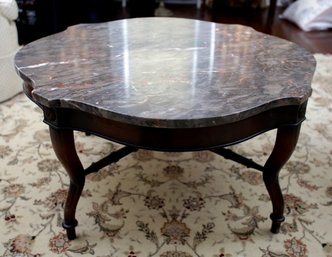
xmin=15 ymin=18 xmax=315 ymax=240
xmin=41 ymin=95 xmax=306 ymax=152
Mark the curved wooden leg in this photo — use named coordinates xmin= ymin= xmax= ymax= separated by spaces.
xmin=49 ymin=127 xmax=85 ymax=240
xmin=263 ymin=125 xmax=301 ymax=233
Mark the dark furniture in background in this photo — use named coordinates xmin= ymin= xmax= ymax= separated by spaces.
xmin=128 ymin=0 xmax=159 ymax=17
xmin=211 ymin=0 xmax=277 ymax=33
xmin=15 ymin=1 xmax=332 ymax=55
xmin=15 ymin=0 xmax=118 ymax=44
xmin=15 ymin=0 xmax=276 ymax=45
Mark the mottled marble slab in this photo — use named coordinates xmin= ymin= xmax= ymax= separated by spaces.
xmin=15 ymin=18 xmax=316 ymax=128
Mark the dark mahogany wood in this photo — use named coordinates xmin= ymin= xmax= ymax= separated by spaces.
xmin=263 ymin=124 xmax=302 ymax=233
xmin=49 ymin=127 xmax=84 ymax=240
xmin=15 ymin=18 xmax=316 ymax=240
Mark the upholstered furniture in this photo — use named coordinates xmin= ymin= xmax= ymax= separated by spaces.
xmin=0 ymin=0 xmax=22 ymax=102
xmin=280 ymin=0 xmax=332 ymax=31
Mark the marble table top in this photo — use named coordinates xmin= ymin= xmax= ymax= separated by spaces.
xmin=15 ymin=18 xmax=316 ymax=128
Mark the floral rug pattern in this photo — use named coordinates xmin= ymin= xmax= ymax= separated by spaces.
xmin=0 ymin=54 xmax=332 ymax=257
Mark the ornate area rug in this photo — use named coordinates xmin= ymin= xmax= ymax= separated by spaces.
xmin=0 ymin=54 xmax=331 ymax=257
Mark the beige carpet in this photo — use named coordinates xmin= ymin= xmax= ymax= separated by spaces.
xmin=0 ymin=54 xmax=331 ymax=257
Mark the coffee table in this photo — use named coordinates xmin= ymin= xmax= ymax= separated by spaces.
xmin=15 ymin=18 xmax=316 ymax=240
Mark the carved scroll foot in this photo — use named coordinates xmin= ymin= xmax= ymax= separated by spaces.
xmin=263 ymin=125 xmax=301 ymax=234
xmin=62 ymin=219 xmax=78 ymax=240
xmin=270 ymin=213 xmax=285 ymax=233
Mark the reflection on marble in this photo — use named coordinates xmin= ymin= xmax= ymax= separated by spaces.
xmin=15 ymin=18 xmax=316 ymax=128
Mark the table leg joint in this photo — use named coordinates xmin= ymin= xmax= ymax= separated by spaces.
xmin=84 ymin=146 xmax=138 ymax=175
xmin=211 ymin=148 xmax=265 ymax=172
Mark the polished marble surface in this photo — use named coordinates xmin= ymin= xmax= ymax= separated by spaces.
xmin=15 ymin=18 xmax=316 ymax=128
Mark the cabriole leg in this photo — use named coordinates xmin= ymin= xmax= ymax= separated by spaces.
xmin=263 ymin=125 xmax=301 ymax=233
xmin=49 ymin=127 xmax=85 ymax=240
